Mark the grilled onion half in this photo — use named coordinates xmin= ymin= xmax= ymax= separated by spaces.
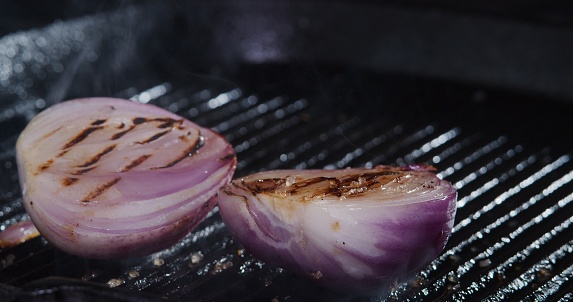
xmin=217 ymin=165 xmax=456 ymax=292
xmin=16 ymin=98 xmax=236 ymax=259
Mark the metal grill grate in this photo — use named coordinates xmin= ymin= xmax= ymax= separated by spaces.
xmin=1 ymin=5 xmax=573 ymax=302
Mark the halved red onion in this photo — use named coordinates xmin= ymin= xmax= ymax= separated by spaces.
xmin=217 ymin=165 xmax=456 ymax=292
xmin=0 ymin=220 xmax=40 ymax=249
xmin=16 ymin=98 xmax=236 ymax=259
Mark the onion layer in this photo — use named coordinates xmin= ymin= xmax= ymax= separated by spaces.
xmin=16 ymin=98 xmax=236 ymax=258
xmin=0 ymin=221 xmax=40 ymax=249
xmin=217 ymin=165 xmax=456 ymax=292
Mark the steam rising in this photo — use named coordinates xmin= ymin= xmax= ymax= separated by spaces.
xmin=0 ymin=3 xmax=173 ymax=123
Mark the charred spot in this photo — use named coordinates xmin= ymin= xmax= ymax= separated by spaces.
xmin=62 ymin=177 xmax=79 ymax=186
xmin=77 ymin=144 xmax=116 ymax=168
xmin=117 ymin=122 xmax=125 ymax=129
xmin=62 ymin=126 xmax=103 ymax=150
xmin=133 ymin=117 xmax=147 ymax=125
xmin=332 ymin=221 xmax=341 ymax=231
xmin=121 ymin=154 xmax=152 ymax=172
xmin=139 ymin=130 xmax=169 ymax=144
xmin=57 ymin=149 xmax=70 ymax=157
xmin=91 ymin=119 xmax=107 ymax=126
xmin=240 ymin=178 xmax=286 ymax=193
xmin=82 ymin=177 xmax=121 ymax=203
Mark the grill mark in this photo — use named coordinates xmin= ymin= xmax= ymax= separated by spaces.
xmin=112 ymin=117 xmax=182 ymax=140
xmin=39 ymin=159 xmax=54 ymax=171
xmin=62 ymin=126 xmax=103 ymax=150
xmin=156 ymin=118 xmax=183 ymax=129
xmin=62 ymin=177 xmax=79 ymax=186
xmin=133 ymin=117 xmax=183 ymax=128
xmin=72 ymin=167 xmax=96 ymax=175
xmin=77 ymin=145 xmax=117 ymax=168
xmin=81 ymin=177 xmax=121 ymax=203
xmin=139 ymin=130 xmax=169 ymax=144
xmin=37 ymin=116 xmax=185 ymax=173
xmin=91 ymin=119 xmax=107 ymax=126
xmin=38 ymin=125 xmax=105 ymax=171
xmin=152 ymin=132 xmax=204 ymax=169
xmin=111 ymin=125 xmax=135 ymax=140
xmin=39 ymin=126 xmax=63 ymax=141
xmin=57 ymin=149 xmax=70 ymax=157
xmin=240 ymin=171 xmax=404 ymax=198
xmin=121 ymin=154 xmax=152 ymax=172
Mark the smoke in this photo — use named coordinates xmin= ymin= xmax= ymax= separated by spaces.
xmin=0 ymin=1 xmax=180 ymax=121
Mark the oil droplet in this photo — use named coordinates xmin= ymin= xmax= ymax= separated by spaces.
xmin=107 ymin=278 xmax=124 ymax=288
xmin=128 ymin=270 xmax=139 ymax=279
xmin=211 ymin=259 xmax=233 ymax=274
xmin=286 ymin=176 xmax=297 ymax=187
xmin=190 ymin=251 xmax=204 ymax=266
xmin=237 ymin=249 xmax=245 ymax=257
xmin=153 ymin=258 xmax=165 ymax=267
xmin=447 ymin=274 xmax=459 ymax=284
xmin=447 ymin=284 xmax=461 ymax=292
xmin=275 ymin=187 xmax=288 ymax=198
xmin=310 ymin=271 xmax=323 ymax=280
xmin=328 ymin=179 xmax=338 ymax=188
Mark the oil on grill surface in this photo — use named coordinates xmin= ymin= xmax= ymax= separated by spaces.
xmin=1 ymin=77 xmax=573 ymax=302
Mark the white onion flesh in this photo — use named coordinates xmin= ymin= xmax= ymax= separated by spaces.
xmin=217 ymin=165 xmax=457 ymax=292
xmin=16 ymin=98 xmax=236 ymax=258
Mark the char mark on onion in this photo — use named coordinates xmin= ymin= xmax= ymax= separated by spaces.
xmin=16 ymin=97 xmax=236 ymax=258
xmin=217 ymin=165 xmax=457 ymax=293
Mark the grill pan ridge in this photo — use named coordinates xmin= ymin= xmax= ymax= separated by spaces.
xmin=1 ymin=2 xmax=573 ymax=301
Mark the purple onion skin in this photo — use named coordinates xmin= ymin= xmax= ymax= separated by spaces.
xmin=16 ymin=98 xmax=236 ymax=259
xmin=217 ymin=165 xmax=457 ymax=292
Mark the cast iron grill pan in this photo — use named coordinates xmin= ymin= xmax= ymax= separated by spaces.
xmin=1 ymin=3 xmax=573 ymax=302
